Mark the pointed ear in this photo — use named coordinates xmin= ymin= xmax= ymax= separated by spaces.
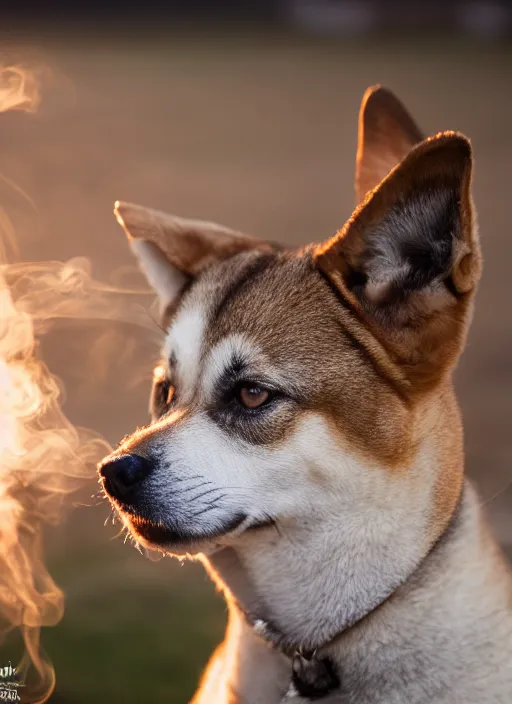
xmin=114 ymin=201 xmax=273 ymax=313
xmin=315 ymin=132 xmax=481 ymax=387
xmin=355 ymin=85 xmax=424 ymax=203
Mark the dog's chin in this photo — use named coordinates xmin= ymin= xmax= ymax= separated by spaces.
xmin=125 ymin=512 xmax=275 ymax=557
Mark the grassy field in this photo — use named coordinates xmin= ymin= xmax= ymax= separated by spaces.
xmin=0 ymin=30 xmax=511 ymax=703
xmin=44 ymin=547 xmax=225 ymax=702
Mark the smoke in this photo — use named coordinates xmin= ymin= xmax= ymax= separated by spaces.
xmin=0 ymin=67 xmax=155 ymax=702
xmin=0 ymin=67 xmax=41 ymax=114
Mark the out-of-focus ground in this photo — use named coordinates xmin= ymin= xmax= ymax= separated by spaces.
xmin=0 ymin=31 xmax=511 ymax=702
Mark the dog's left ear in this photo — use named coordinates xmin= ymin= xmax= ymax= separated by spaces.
xmin=314 ymin=131 xmax=481 ymax=388
xmin=114 ymin=201 xmax=273 ymax=314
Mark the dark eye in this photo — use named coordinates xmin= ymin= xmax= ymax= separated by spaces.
xmin=236 ymin=385 xmax=271 ymax=410
xmin=151 ymin=366 xmax=175 ymax=418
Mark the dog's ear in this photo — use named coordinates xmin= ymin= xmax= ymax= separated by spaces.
xmin=114 ymin=201 xmax=273 ymax=313
xmin=315 ymin=131 xmax=481 ymax=389
xmin=355 ymin=86 xmax=424 ymax=203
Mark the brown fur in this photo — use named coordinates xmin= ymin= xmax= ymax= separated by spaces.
xmin=114 ymin=200 xmax=274 ymax=276
xmin=201 ymin=251 xmax=414 ymax=467
xmin=355 ymin=85 xmax=424 ymax=203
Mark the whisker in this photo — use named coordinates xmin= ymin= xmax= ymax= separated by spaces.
xmin=189 ymin=505 xmax=217 ymax=519
xmin=146 ymin=309 xmax=167 ymax=335
xmin=190 ymin=494 xmax=228 ymax=518
xmin=174 ymin=481 xmax=211 ymax=496
xmin=187 ymin=487 xmax=224 ymax=503
xmin=172 ymin=474 xmax=205 ymax=485
xmin=480 ymin=480 xmax=512 ymax=508
xmin=109 ymin=526 xmax=126 ymax=541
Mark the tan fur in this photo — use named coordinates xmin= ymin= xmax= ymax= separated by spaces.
xmin=355 ymin=85 xmax=424 ymax=203
xmin=316 ymin=132 xmax=481 ymax=395
xmin=114 ymin=200 xmax=274 ymax=276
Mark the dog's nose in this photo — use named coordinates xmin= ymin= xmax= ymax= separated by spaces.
xmin=99 ymin=454 xmax=151 ymax=501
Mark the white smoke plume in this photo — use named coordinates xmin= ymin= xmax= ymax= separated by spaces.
xmin=0 ymin=66 xmax=154 ymax=702
xmin=0 ymin=67 xmax=41 ymax=114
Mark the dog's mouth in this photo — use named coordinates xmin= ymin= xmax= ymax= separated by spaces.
xmin=124 ymin=511 xmax=276 ymax=553
xmin=130 ymin=512 xmax=246 ymax=546
xmin=99 ymin=468 xmax=277 ymax=553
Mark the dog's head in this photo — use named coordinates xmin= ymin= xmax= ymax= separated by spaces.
xmin=99 ymin=87 xmax=481 ymax=560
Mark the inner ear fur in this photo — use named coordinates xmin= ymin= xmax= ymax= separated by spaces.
xmin=315 ymin=132 xmax=481 ymax=389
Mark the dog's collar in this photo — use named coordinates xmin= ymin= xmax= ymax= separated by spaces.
xmin=246 ymin=615 xmax=340 ymax=699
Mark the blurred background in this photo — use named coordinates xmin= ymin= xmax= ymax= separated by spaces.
xmin=0 ymin=1 xmax=511 ymax=702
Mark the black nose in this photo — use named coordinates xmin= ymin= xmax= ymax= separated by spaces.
xmin=99 ymin=454 xmax=152 ymax=501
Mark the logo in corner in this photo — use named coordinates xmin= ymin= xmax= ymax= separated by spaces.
xmin=0 ymin=663 xmax=24 ymax=702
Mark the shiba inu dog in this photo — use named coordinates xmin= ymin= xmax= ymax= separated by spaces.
xmin=99 ymin=86 xmax=512 ymax=703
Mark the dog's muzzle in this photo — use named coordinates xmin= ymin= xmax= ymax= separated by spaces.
xmin=99 ymin=453 xmax=152 ymax=504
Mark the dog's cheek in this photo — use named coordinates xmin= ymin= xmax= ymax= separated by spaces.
xmin=144 ymin=413 xmax=345 ymax=524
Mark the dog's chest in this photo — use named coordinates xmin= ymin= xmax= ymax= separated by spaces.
xmin=280 ymin=646 xmax=512 ymax=704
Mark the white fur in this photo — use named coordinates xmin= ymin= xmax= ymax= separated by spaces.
xmin=202 ymin=333 xmax=259 ymax=401
xmin=195 ymin=484 xmax=512 ymax=704
xmin=130 ymin=239 xmax=187 ymax=309
xmin=164 ymin=304 xmax=206 ymax=403
xmin=129 ymin=409 xmax=437 ymax=645
xmin=112 ymin=330 xmax=512 ymax=704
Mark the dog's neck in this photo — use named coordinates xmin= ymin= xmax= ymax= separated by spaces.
xmin=207 ymin=489 xmax=461 ymax=655
xmin=205 ymin=481 xmax=512 ymax=702
xmin=206 ymin=540 xmax=397 ymax=658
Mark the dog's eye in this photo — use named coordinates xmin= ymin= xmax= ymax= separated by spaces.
xmin=237 ymin=385 xmax=270 ymax=409
xmin=151 ymin=365 xmax=176 ymax=418
xmin=158 ymin=380 xmax=175 ymax=408
xmin=152 ymin=380 xmax=175 ymax=417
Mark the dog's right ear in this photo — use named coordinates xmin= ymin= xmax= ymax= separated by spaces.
xmin=355 ymin=85 xmax=424 ymax=203
xmin=114 ymin=201 xmax=273 ymax=314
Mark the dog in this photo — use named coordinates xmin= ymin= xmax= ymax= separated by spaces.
xmin=99 ymin=86 xmax=512 ymax=703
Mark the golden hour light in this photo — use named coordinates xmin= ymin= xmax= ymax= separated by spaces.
xmin=1 ymin=7 xmax=511 ymax=703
